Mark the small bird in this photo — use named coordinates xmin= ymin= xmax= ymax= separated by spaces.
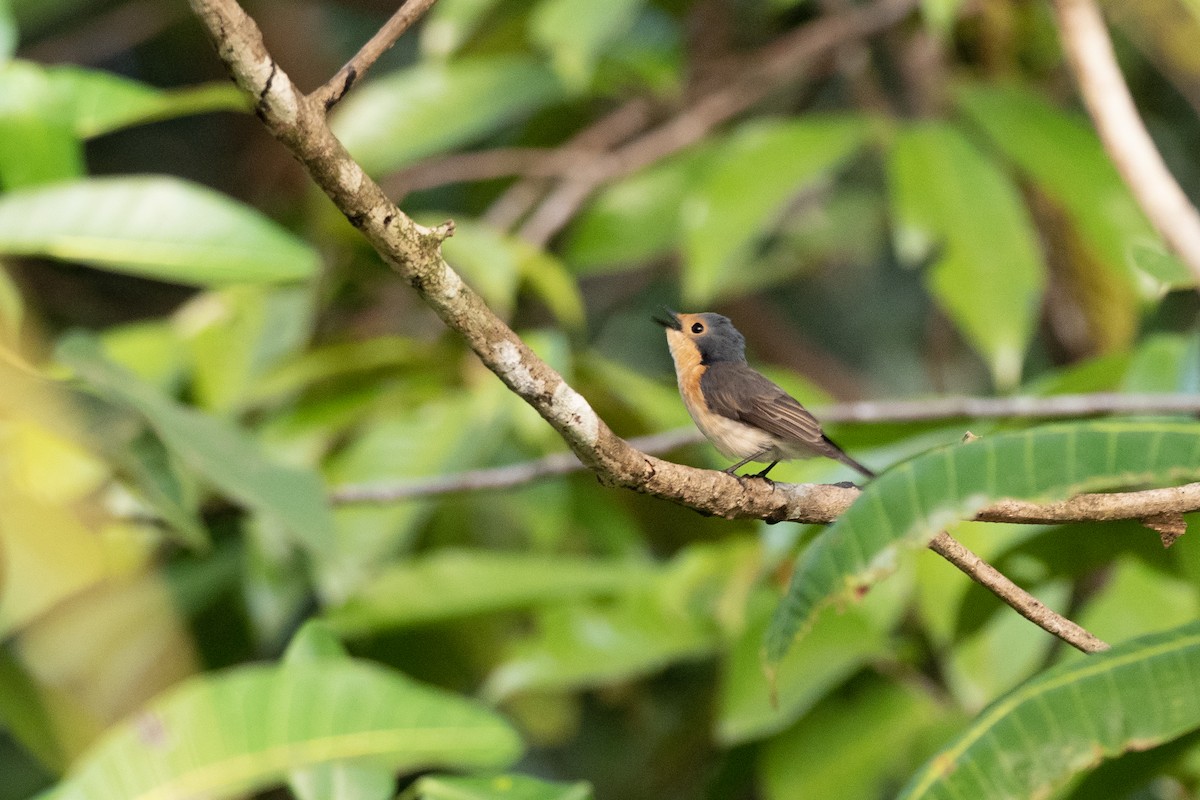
xmin=655 ymin=309 xmax=875 ymax=480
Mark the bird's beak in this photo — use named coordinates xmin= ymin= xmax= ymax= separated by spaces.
xmin=653 ymin=307 xmax=682 ymax=330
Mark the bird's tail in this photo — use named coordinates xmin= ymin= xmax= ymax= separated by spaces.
xmin=822 ymin=434 xmax=876 ymax=479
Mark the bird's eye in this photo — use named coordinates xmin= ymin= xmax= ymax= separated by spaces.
xmin=691 ymin=322 xmax=704 ymax=334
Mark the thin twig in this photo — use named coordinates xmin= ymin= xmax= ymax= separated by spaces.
xmin=1053 ymin=0 xmax=1200 ymax=290
xmin=331 ymin=393 xmax=1200 ymax=503
xmin=928 ymin=531 xmax=1110 ymax=652
xmin=311 ymin=0 xmax=441 ymax=111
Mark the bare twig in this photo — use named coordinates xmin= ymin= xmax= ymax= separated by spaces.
xmin=1053 ymin=0 xmax=1200 ymax=290
xmin=928 ymin=531 xmax=1110 ymax=652
xmin=311 ymin=0 xmax=440 ymax=111
xmin=331 ymin=393 xmax=1200 ymax=502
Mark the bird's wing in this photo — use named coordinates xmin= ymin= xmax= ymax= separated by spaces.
xmin=700 ymin=363 xmax=825 ymax=446
xmin=701 ymin=362 xmax=875 ymax=477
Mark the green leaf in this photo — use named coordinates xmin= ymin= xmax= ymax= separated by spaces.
xmin=405 ymin=774 xmax=594 ymax=800
xmin=332 ymin=57 xmax=566 ymax=175
xmin=483 ymin=595 xmax=718 ymax=701
xmin=529 ymin=0 xmax=646 ymax=87
xmin=682 ymin=116 xmax=869 ymax=304
xmin=0 ymin=176 xmax=320 ymax=285
xmin=898 ymin=621 xmax=1200 ymax=799
xmin=563 ymin=145 xmax=711 ymax=273
xmin=45 ymin=660 xmax=523 ymax=800
xmin=57 ymin=333 xmax=336 ymax=556
xmin=419 ymin=0 xmax=507 ymax=58
xmin=283 ymin=623 xmax=396 ymax=800
xmin=887 ymin=122 xmax=1045 ymax=389
xmin=761 ymin=677 xmax=956 ymax=800
xmin=0 ymin=62 xmax=83 ymax=188
xmin=956 ymin=84 xmax=1185 ymax=292
xmin=766 ymin=421 xmax=1200 ymax=663
xmin=717 ymin=595 xmax=887 ymax=745
xmin=324 ymin=550 xmax=655 ymax=636
xmin=42 ymin=65 xmax=247 ymax=139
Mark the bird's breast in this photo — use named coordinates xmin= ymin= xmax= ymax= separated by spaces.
xmin=674 ymin=362 xmax=775 ymax=460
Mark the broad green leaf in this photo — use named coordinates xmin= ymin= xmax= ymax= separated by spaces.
xmin=717 ymin=595 xmax=887 ymax=745
xmin=57 ymin=333 xmax=335 ymax=556
xmin=420 ymin=0 xmax=507 ymax=58
xmin=766 ymin=421 xmax=1200 ymax=663
xmin=483 ymin=594 xmax=718 ymax=701
xmin=405 ymin=774 xmax=593 ymax=800
xmin=682 ymin=116 xmax=869 ymax=304
xmin=483 ymin=539 xmax=757 ymax=700
xmin=956 ymin=84 xmax=1189 ymax=292
xmin=888 ymin=122 xmax=1045 ymax=389
xmin=0 ymin=116 xmax=82 ymax=188
xmin=44 ymin=661 xmax=523 ymax=800
xmin=761 ymin=677 xmax=957 ymax=800
xmin=0 ymin=176 xmax=320 ymax=285
xmin=898 ymin=621 xmax=1200 ymax=800
xmin=42 ymin=66 xmax=247 ymax=138
xmin=517 ymin=247 xmax=586 ymax=328
xmin=324 ymin=550 xmax=655 ymax=636
xmin=1075 ymin=557 xmax=1199 ymax=646
xmin=0 ymin=62 xmax=83 ymax=188
xmin=529 ymin=0 xmax=645 ymax=87
xmin=332 ymin=57 xmax=567 ymax=175
xmin=284 ymin=623 xmax=395 ymax=800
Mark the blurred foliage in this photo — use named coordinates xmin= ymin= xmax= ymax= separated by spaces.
xmin=1 ymin=0 xmax=1200 ymax=799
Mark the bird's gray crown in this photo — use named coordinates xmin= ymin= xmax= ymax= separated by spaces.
xmin=694 ymin=313 xmax=747 ymax=364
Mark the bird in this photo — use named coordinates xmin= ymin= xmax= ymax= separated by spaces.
xmin=654 ymin=308 xmax=875 ymax=480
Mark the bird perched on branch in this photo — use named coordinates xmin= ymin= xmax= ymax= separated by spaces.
xmin=655 ymin=309 xmax=875 ymax=480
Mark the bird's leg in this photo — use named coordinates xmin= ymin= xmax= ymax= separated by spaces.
xmin=751 ymin=461 xmax=779 ymax=479
xmin=723 ymin=450 xmax=774 ymax=477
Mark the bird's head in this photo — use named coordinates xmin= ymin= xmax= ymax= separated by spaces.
xmin=654 ymin=308 xmax=747 ymax=366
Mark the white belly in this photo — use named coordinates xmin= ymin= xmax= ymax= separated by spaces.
xmin=690 ymin=408 xmax=779 ymax=461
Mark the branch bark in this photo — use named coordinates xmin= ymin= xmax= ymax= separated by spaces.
xmin=1053 ymin=0 xmax=1200 ymax=290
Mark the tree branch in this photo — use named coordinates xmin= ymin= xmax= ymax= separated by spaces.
xmin=928 ymin=531 xmax=1110 ymax=652
xmin=1053 ymin=0 xmax=1200 ymax=291
xmin=331 ymin=392 xmax=1200 ymax=503
xmin=310 ymin=0 xmax=440 ymax=111
xmin=186 ymin=0 xmax=1126 ymax=660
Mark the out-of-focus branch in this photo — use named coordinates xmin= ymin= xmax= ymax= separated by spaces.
xmin=514 ymin=0 xmax=919 ymax=245
xmin=311 ymin=0 xmax=440 ymax=111
xmin=1053 ymin=0 xmax=1200 ymax=291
